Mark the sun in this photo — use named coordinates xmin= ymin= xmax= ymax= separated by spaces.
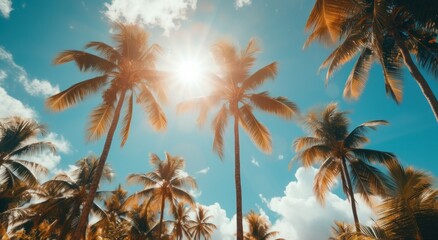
xmin=176 ymin=59 xmax=204 ymax=85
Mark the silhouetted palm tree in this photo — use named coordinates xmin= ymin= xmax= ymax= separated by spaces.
xmin=293 ymin=103 xmax=395 ymax=232
xmin=305 ymin=0 xmax=438 ymax=121
xmin=169 ymin=202 xmax=192 ymax=240
xmin=46 ymin=23 xmax=167 ymax=238
xmin=244 ymin=210 xmax=284 ymax=240
xmin=0 ymin=117 xmax=52 ymax=212
xmin=188 ymin=205 xmax=216 ymax=240
xmin=178 ymin=39 xmax=298 ymax=240
xmin=9 ymin=156 xmax=112 ymax=239
xmin=126 ymin=152 xmax=197 ymax=238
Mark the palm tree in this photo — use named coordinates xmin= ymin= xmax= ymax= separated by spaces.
xmin=178 ymin=39 xmax=298 ymax=240
xmin=9 ymin=156 xmax=112 ymax=239
xmin=169 ymin=202 xmax=192 ymax=240
xmin=126 ymin=152 xmax=197 ymax=238
xmin=126 ymin=200 xmax=161 ymax=240
xmin=46 ymin=23 xmax=167 ymax=238
xmin=330 ymin=161 xmax=438 ymax=240
xmin=244 ymin=210 xmax=283 ymax=240
xmin=293 ymin=103 xmax=395 ymax=232
xmin=305 ymin=0 xmax=438 ymax=121
xmin=187 ymin=205 xmax=216 ymax=240
xmin=0 ymin=117 xmax=52 ymax=212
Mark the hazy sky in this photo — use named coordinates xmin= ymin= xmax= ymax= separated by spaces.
xmin=1 ymin=0 xmax=437 ymax=239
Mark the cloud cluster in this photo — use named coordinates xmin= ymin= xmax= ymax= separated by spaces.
xmin=251 ymin=157 xmax=260 ymax=167
xmin=0 ymin=47 xmax=59 ymax=97
xmin=0 ymin=87 xmax=35 ymax=119
xmin=235 ymin=0 xmax=252 ymax=9
xmin=104 ymin=0 xmax=197 ymax=34
xmin=265 ymin=167 xmax=375 ymax=239
xmin=0 ymin=0 xmax=12 ymax=18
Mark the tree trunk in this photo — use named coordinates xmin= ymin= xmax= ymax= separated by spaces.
xmin=72 ymin=90 xmax=127 ymax=239
xmin=159 ymin=193 xmax=166 ymax=239
xmin=394 ymin=33 xmax=438 ymax=122
xmin=341 ymin=157 xmax=361 ymax=232
xmin=233 ymin=113 xmax=244 ymax=240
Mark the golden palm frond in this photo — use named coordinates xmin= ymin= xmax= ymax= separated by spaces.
xmin=85 ymin=41 xmax=120 ymax=63
xmin=238 ymin=104 xmax=272 ymax=153
xmin=304 ymin=0 xmax=353 ymax=47
xmin=344 ymin=120 xmax=389 ymax=148
xmin=344 ymin=48 xmax=374 ymax=100
xmin=314 ymin=157 xmax=340 ymax=204
xmin=87 ymin=103 xmax=115 ymax=141
xmin=53 ymin=50 xmax=116 ymax=72
xmin=249 ymin=92 xmax=298 ymax=119
xmin=46 ymin=75 xmax=108 ymax=111
xmin=297 ymin=144 xmax=331 ymax=167
xmin=120 ymin=93 xmax=133 ymax=147
xmin=212 ymin=105 xmax=229 ymax=159
xmin=293 ymin=136 xmax=322 ymax=152
xmin=137 ymin=86 xmax=167 ymax=131
xmin=242 ymin=62 xmax=277 ymax=91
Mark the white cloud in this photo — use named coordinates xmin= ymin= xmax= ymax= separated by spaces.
xmin=278 ymin=154 xmax=284 ymax=160
xmin=0 ymin=47 xmax=59 ymax=97
xmin=103 ymin=0 xmax=197 ymax=34
xmin=251 ymin=157 xmax=260 ymax=167
xmin=0 ymin=70 xmax=7 ymax=82
xmin=0 ymin=0 xmax=12 ymax=18
xmin=196 ymin=166 xmax=210 ymax=175
xmin=189 ymin=189 xmax=202 ymax=199
xmin=264 ymin=167 xmax=376 ymax=240
xmin=235 ymin=0 xmax=251 ymax=9
xmin=0 ymin=87 xmax=36 ymax=119
xmin=201 ymin=203 xmax=236 ymax=240
xmin=42 ymin=132 xmax=72 ymax=154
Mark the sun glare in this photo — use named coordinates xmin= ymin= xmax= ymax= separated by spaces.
xmin=176 ymin=59 xmax=204 ymax=86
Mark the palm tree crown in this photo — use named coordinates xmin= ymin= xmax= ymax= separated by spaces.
xmin=293 ymin=103 xmax=395 ymax=231
xmin=244 ymin=210 xmax=283 ymax=240
xmin=188 ymin=205 xmax=217 ymax=240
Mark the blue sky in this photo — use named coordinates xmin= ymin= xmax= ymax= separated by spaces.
xmin=1 ymin=0 xmax=437 ymax=239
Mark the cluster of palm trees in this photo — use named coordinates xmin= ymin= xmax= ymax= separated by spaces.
xmin=0 ymin=0 xmax=437 ymax=239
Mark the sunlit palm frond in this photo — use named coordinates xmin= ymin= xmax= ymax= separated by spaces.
xmin=344 ymin=48 xmax=374 ymax=100
xmin=137 ymin=86 xmax=167 ymax=131
xmin=297 ymin=144 xmax=331 ymax=167
xmin=127 ymin=174 xmax=157 ymax=187
xmin=46 ymin=75 xmax=108 ymax=111
xmin=87 ymin=103 xmax=115 ymax=141
xmin=53 ymin=50 xmax=116 ymax=72
xmin=249 ymin=91 xmax=298 ymax=119
xmin=293 ymin=136 xmax=322 ymax=152
xmin=344 ymin=120 xmax=389 ymax=148
xmin=10 ymin=141 xmax=56 ymax=158
xmin=85 ymin=41 xmax=120 ymax=63
xmin=212 ymin=105 xmax=229 ymax=159
xmin=351 ymin=148 xmax=395 ymax=165
xmin=4 ymin=161 xmax=40 ymax=187
xmin=314 ymin=157 xmax=340 ymax=204
xmin=120 ymin=93 xmax=133 ymax=147
xmin=242 ymin=62 xmax=277 ymax=91
xmin=239 ymin=104 xmax=272 ymax=153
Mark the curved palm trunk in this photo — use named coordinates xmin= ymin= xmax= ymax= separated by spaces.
xmin=394 ymin=33 xmax=438 ymax=122
xmin=341 ymin=157 xmax=360 ymax=232
xmin=233 ymin=113 xmax=244 ymax=240
xmin=159 ymin=194 xmax=166 ymax=238
xmin=73 ymin=90 xmax=127 ymax=239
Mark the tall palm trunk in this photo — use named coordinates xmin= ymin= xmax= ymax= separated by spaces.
xmin=394 ymin=33 xmax=438 ymax=122
xmin=341 ymin=157 xmax=360 ymax=232
xmin=233 ymin=113 xmax=244 ymax=240
xmin=159 ymin=193 xmax=166 ymax=238
xmin=73 ymin=90 xmax=127 ymax=239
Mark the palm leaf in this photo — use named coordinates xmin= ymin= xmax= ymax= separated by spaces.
xmin=293 ymin=136 xmax=322 ymax=152
xmin=314 ymin=157 xmax=340 ymax=204
xmin=249 ymin=91 xmax=298 ymax=119
xmin=137 ymin=86 xmax=167 ymax=131
xmin=10 ymin=142 xmax=56 ymax=157
xmin=53 ymin=50 xmax=116 ymax=72
xmin=85 ymin=41 xmax=120 ymax=63
xmin=344 ymin=120 xmax=389 ymax=148
xmin=46 ymin=75 xmax=108 ymax=111
xmin=120 ymin=93 xmax=133 ymax=147
xmin=344 ymin=48 xmax=374 ymax=99
xmin=241 ymin=62 xmax=277 ymax=91
xmin=87 ymin=103 xmax=115 ymax=141
xmin=238 ymin=104 xmax=272 ymax=153
xmin=211 ymin=104 xmax=229 ymax=159
xmin=351 ymin=148 xmax=395 ymax=164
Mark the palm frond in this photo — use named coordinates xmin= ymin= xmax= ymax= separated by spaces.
xmin=249 ymin=91 xmax=298 ymax=119
xmin=137 ymin=86 xmax=167 ymax=131
xmin=344 ymin=48 xmax=374 ymax=100
xmin=46 ymin=75 xmax=108 ymax=111
xmin=351 ymin=148 xmax=395 ymax=164
xmin=293 ymin=136 xmax=322 ymax=152
xmin=10 ymin=141 xmax=56 ymax=157
xmin=212 ymin=104 xmax=229 ymax=159
xmin=53 ymin=50 xmax=116 ymax=72
xmin=344 ymin=120 xmax=389 ymax=148
xmin=85 ymin=41 xmax=120 ymax=63
xmin=314 ymin=157 xmax=340 ymax=204
xmin=241 ymin=62 xmax=277 ymax=91
xmin=120 ymin=93 xmax=133 ymax=147
xmin=238 ymin=104 xmax=272 ymax=153
xmin=86 ymin=103 xmax=115 ymax=141
xmin=296 ymin=144 xmax=331 ymax=167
